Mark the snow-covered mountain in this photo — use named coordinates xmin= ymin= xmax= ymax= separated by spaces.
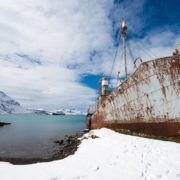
xmin=0 ymin=91 xmax=86 ymax=115
xmin=27 ymin=108 xmax=50 ymax=115
xmin=50 ymin=108 xmax=86 ymax=115
xmin=62 ymin=109 xmax=86 ymax=115
xmin=0 ymin=91 xmax=26 ymax=114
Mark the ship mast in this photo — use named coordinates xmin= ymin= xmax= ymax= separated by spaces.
xmin=121 ymin=19 xmax=128 ymax=79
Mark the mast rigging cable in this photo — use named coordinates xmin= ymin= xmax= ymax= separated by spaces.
xmin=110 ymin=35 xmax=121 ymax=77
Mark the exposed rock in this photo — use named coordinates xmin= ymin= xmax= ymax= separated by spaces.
xmin=91 ymin=135 xmax=99 ymax=139
xmin=0 ymin=121 xmax=11 ymax=127
xmin=54 ymin=139 xmax=64 ymax=145
xmin=53 ymin=133 xmax=83 ymax=159
xmin=0 ymin=133 xmax=84 ymax=165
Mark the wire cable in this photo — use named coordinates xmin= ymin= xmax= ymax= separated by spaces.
xmin=109 ymin=35 xmax=121 ymax=77
xmin=136 ymin=43 xmax=155 ymax=59
xmin=127 ymin=42 xmax=135 ymax=63
xmin=138 ymin=42 xmax=158 ymax=58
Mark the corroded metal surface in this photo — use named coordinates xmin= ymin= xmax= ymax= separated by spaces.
xmin=88 ymin=55 xmax=180 ymax=136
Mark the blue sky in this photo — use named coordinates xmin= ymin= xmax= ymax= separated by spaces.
xmin=140 ymin=0 xmax=180 ymax=38
xmin=0 ymin=0 xmax=179 ymax=110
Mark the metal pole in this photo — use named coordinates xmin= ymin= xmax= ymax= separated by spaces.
xmin=122 ymin=35 xmax=127 ymax=79
xmin=121 ymin=20 xmax=128 ymax=79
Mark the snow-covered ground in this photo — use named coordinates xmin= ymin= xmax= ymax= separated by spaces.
xmin=0 ymin=128 xmax=180 ymax=180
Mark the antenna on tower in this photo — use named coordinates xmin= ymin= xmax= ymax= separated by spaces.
xmin=121 ymin=19 xmax=128 ymax=79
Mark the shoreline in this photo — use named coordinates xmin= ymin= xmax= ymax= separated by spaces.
xmin=1 ymin=128 xmax=179 ymax=165
xmin=0 ymin=128 xmax=180 ymax=180
xmin=0 ymin=133 xmax=84 ymax=165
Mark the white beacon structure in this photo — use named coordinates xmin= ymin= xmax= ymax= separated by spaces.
xmin=101 ymin=77 xmax=109 ymax=96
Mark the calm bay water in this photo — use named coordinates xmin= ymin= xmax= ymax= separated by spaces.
xmin=0 ymin=114 xmax=85 ymax=159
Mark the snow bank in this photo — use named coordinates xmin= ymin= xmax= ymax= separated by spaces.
xmin=0 ymin=128 xmax=180 ymax=180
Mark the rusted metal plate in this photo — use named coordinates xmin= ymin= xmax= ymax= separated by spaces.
xmin=104 ymin=121 xmax=180 ymax=137
xmin=88 ymin=55 xmax=180 ymax=136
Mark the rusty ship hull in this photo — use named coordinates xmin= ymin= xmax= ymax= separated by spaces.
xmin=87 ymin=55 xmax=180 ymax=136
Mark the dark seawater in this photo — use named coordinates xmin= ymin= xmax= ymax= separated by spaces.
xmin=0 ymin=114 xmax=85 ymax=159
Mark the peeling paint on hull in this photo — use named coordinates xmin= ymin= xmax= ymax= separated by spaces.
xmin=87 ymin=55 xmax=180 ymax=137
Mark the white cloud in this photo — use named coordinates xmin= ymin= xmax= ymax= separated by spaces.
xmin=0 ymin=0 xmax=179 ymax=110
xmin=0 ymin=0 xmax=116 ymax=110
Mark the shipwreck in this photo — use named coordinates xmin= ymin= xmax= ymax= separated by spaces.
xmin=86 ymin=20 xmax=180 ymax=137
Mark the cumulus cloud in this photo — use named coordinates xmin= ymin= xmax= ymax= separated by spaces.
xmin=0 ymin=0 xmax=179 ymax=110
xmin=0 ymin=0 xmax=116 ymax=110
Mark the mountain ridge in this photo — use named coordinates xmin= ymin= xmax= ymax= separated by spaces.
xmin=0 ymin=91 xmax=26 ymax=114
